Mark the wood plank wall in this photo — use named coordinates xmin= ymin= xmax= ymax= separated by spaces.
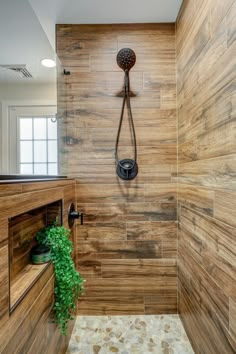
xmin=176 ymin=0 xmax=236 ymax=353
xmin=56 ymin=24 xmax=177 ymax=315
xmin=0 ymin=179 xmax=76 ymax=354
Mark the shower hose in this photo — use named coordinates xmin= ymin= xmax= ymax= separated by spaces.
xmin=115 ymin=70 xmax=137 ymax=179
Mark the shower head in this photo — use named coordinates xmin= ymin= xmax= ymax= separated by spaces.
xmin=117 ymin=48 xmax=136 ymax=72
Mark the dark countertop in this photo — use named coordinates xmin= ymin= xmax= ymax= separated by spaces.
xmin=0 ymin=175 xmax=68 ymax=184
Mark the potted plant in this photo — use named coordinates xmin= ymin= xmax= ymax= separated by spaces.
xmin=36 ymin=221 xmax=85 ymax=335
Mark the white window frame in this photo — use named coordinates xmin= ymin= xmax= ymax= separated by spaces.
xmin=17 ymin=113 xmax=58 ymax=175
xmin=0 ymin=100 xmax=57 ymax=174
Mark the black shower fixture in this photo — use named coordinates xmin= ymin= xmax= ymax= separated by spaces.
xmin=115 ymin=48 xmax=138 ymax=181
xmin=117 ymin=48 xmax=136 ymax=72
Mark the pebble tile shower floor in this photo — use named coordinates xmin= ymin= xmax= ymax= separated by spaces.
xmin=66 ymin=315 xmax=194 ymax=354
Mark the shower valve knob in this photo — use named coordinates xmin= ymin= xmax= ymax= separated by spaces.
xmin=68 ymin=203 xmax=84 ymax=227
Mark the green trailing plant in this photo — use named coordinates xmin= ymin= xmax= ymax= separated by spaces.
xmin=36 ymin=221 xmax=85 ymax=335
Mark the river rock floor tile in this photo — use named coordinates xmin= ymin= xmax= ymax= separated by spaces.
xmin=67 ymin=315 xmax=194 ymax=354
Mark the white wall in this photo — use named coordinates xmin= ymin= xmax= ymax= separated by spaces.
xmin=28 ymin=0 xmax=63 ymax=50
xmin=0 ymin=83 xmax=56 ymax=101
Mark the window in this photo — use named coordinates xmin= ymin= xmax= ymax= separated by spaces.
xmin=18 ymin=116 xmax=58 ymax=175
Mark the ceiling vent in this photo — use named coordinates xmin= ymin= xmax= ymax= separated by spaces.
xmin=0 ymin=64 xmax=33 ymax=78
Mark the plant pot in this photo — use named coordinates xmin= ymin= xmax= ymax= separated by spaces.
xmin=31 ymin=244 xmax=51 ymax=264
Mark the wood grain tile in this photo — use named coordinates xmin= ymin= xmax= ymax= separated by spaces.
xmin=145 ymin=291 xmax=177 ymax=314
xmin=0 ymin=244 xmax=9 ymax=320
xmin=178 ymin=184 xmax=214 ymax=216
xmin=77 ymin=202 xmax=177 ymax=222
xmin=178 ymin=154 xmax=236 ymax=190
xmin=215 ymin=190 xmax=236 ymax=228
xmin=144 ymin=184 xmax=177 ymax=203
xmin=0 ymin=181 xmax=76 ymax=353
xmin=229 ymin=297 xmax=236 ymax=339
xmin=126 ymin=221 xmax=177 ymax=240
xmin=77 ymin=223 xmax=127 ymax=241
xmin=78 ymin=296 xmax=144 ymax=315
xmin=57 ymin=23 xmax=177 ymax=316
xmin=77 ymin=183 xmax=145 ymax=203
xmin=77 ymin=260 xmax=102 ymax=278
xmin=78 ymin=240 xmax=162 ymax=259
xmin=177 ymin=0 xmax=236 ymax=352
xmin=84 ymin=277 xmax=177 ymax=297
xmin=101 ymin=259 xmax=177 ymax=278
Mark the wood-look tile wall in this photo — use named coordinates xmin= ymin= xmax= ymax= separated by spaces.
xmin=0 ymin=180 xmax=76 ymax=354
xmin=176 ymin=0 xmax=236 ymax=353
xmin=56 ymin=24 xmax=177 ymax=315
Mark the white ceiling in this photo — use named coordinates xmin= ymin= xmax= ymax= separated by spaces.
xmin=0 ymin=0 xmax=57 ymax=84
xmin=29 ymin=0 xmax=183 ymax=49
xmin=57 ymin=0 xmax=183 ymax=23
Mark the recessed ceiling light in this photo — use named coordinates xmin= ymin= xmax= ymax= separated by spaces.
xmin=41 ymin=58 xmax=56 ymax=68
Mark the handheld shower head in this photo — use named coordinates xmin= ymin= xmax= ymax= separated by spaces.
xmin=115 ymin=48 xmax=138 ymax=180
xmin=116 ymin=48 xmax=136 ymax=72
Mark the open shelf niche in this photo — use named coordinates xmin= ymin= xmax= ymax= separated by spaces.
xmin=9 ymin=200 xmax=62 ymax=312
